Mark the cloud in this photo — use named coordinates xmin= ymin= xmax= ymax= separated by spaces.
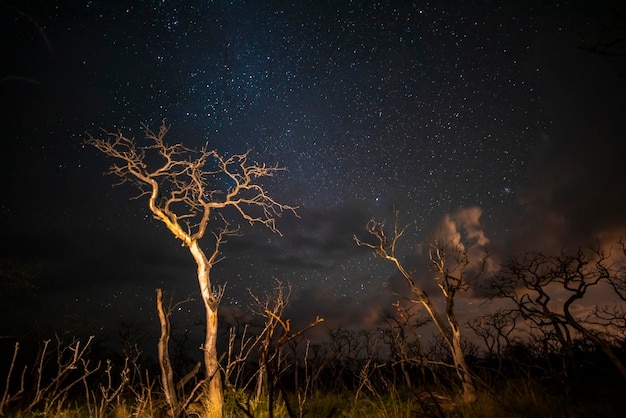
xmin=431 ymin=206 xmax=497 ymax=276
xmin=285 ymin=282 xmax=394 ymax=342
xmin=229 ymin=203 xmax=374 ymax=273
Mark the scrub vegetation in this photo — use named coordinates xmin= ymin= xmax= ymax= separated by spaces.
xmin=2 ymin=247 xmax=626 ymax=417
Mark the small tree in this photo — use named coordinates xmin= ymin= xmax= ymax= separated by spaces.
xmin=379 ymin=301 xmax=430 ymax=388
xmin=86 ymin=123 xmax=296 ymax=415
xmin=467 ymin=309 xmax=520 ymax=372
xmin=247 ymin=280 xmax=323 ymax=418
xmin=354 ymin=211 xmax=484 ymax=403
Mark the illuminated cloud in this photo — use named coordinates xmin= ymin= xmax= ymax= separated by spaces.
xmin=432 ymin=206 xmax=498 ymax=276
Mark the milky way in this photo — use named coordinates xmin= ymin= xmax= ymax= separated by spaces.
xmin=63 ymin=2 xmax=542 ymax=213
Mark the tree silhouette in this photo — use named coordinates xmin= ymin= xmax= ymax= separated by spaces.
xmin=487 ymin=244 xmax=626 ymax=380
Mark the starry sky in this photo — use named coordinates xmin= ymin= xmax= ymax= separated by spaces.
xmin=2 ymin=1 xmax=626 ymax=345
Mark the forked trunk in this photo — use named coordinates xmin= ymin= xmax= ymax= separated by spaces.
xmin=404 ymin=267 xmax=477 ymax=403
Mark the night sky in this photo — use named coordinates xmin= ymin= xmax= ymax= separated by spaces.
xmin=2 ymin=1 xmax=626 ymax=346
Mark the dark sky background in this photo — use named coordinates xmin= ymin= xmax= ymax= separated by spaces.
xmin=2 ymin=1 xmax=626 ymax=349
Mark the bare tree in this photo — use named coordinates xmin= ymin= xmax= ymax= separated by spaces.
xmin=86 ymin=123 xmax=297 ymax=415
xmin=0 ymin=335 xmax=99 ymax=416
xmin=379 ymin=301 xmax=429 ymax=388
xmin=468 ymin=309 xmax=520 ymax=372
xmin=354 ymin=211 xmax=483 ymax=403
xmin=487 ymin=244 xmax=626 ymax=380
xmin=247 ymin=280 xmax=323 ymax=418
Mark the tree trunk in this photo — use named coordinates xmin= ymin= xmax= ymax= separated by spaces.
xmin=450 ymin=321 xmax=477 ymax=403
xmin=254 ymin=354 xmax=266 ymax=402
xmin=156 ymin=289 xmax=179 ymax=417
xmin=400 ymin=261 xmax=477 ymax=402
xmin=204 ymin=304 xmax=223 ymax=417
xmin=190 ymin=240 xmax=223 ymax=417
xmin=446 ymin=294 xmax=477 ymax=403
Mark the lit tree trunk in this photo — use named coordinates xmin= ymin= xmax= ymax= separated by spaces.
xmin=445 ymin=297 xmax=477 ymax=403
xmin=432 ymin=242 xmax=480 ymax=404
xmin=203 ymin=306 xmax=222 ymax=416
xmin=156 ymin=288 xmax=179 ymax=417
xmin=190 ymin=239 xmax=223 ymax=416
xmin=398 ymin=258 xmax=477 ymax=403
